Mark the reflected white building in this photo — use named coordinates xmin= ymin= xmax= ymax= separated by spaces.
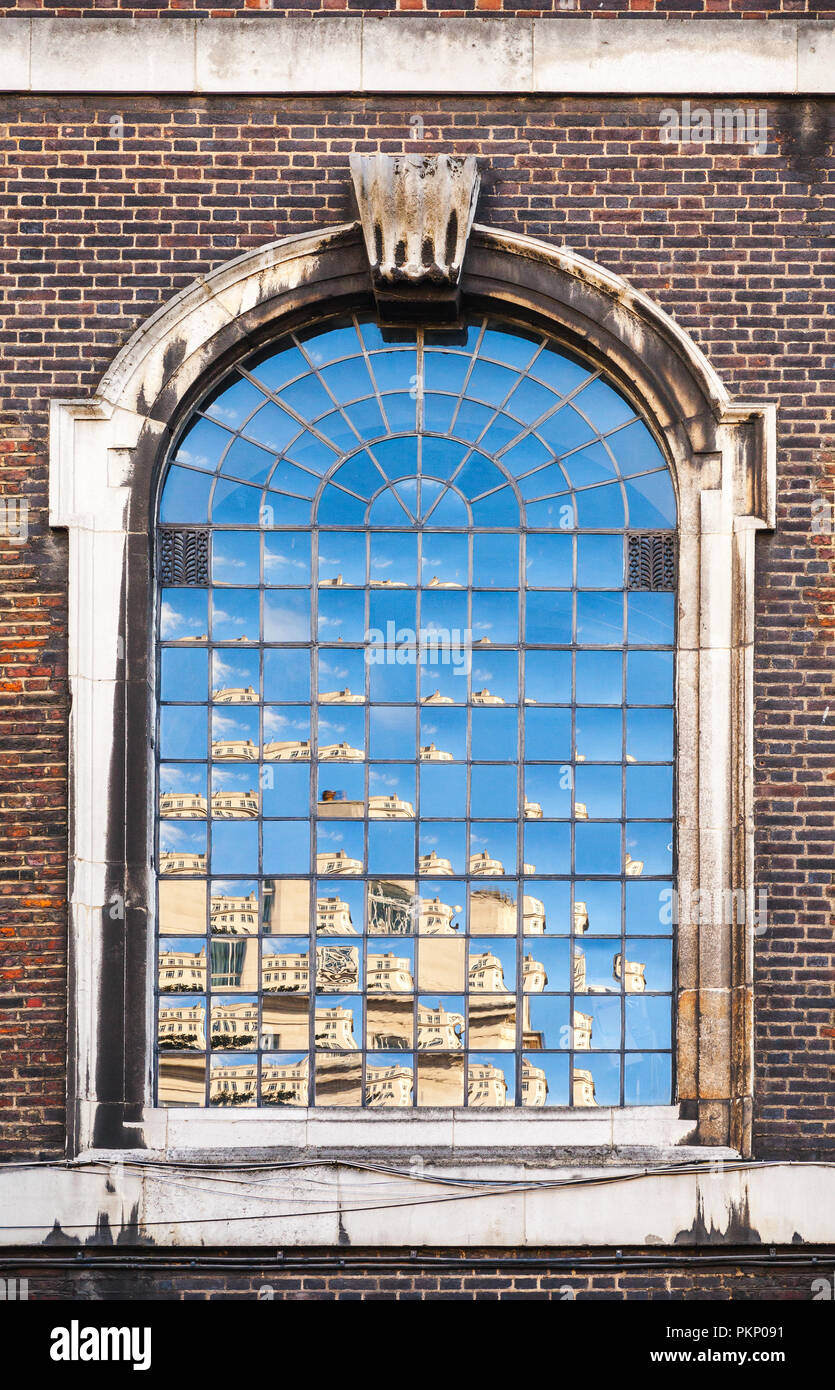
xmin=468 ymin=1060 xmax=507 ymax=1106
xmin=417 ymin=1001 xmax=464 ymax=1049
xmin=422 ymin=691 xmax=454 ymax=705
xmin=419 ymin=850 xmax=454 ymax=875
xmin=158 ymin=945 xmax=206 ymax=993
xmin=574 ymin=1010 xmax=593 ymax=1050
xmin=614 ymin=952 xmax=647 ymax=992
xmin=574 ymin=901 xmax=589 ymax=934
xmin=521 ymin=1057 xmax=548 ymax=1107
xmin=211 ymin=788 xmax=259 ymax=818
xmin=158 ymin=1001 xmax=206 ymax=1050
xmin=159 ymin=791 xmax=207 ymax=819
xmin=573 ymin=1067 xmax=597 ymax=1107
xmin=210 ymin=998 xmax=258 ymax=1048
xmin=211 ymin=738 xmax=259 ymax=761
xmin=419 ymin=744 xmax=453 ymax=762
xmin=367 ymin=951 xmax=414 ymax=993
xmin=211 ymin=890 xmax=258 ymax=935
xmin=523 ymin=894 xmax=546 ymax=934
xmin=319 ymin=742 xmax=364 ymax=761
xmin=472 ymin=689 xmax=504 ymax=705
xmin=469 ymin=951 xmax=507 ymax=993
xmin=470 ymin=851 xmax=504 ymax=876
xmin=210 ymin=1059 xmax=257 ymax=1105
xmin=625 ymin=853 xmax=644 ymax=877
xmin=262 ymin=950 xmax=310 ymax=993
xmin=366 ymin=1062 xmax=413 ymax=1107
xmin=316 ymin=849 xmax=362 ymax=875
xmin=524 ymin=800 xmax=543 ymax=819
xmin=213 ymin=685 xmax=257 ymax=704
xmin=419 ymin=895 xmax=459 ymax=935
xmin=368 ymin=794 xmax=415 ymax=819
xmin=263 ymin=739 xmax=311 ymax=761
xmin=262 ymin=1057 xmax=309 ymax=1106
xmin=523 ymin=953 xmax=547 ymax=992
xmin=317 ymin=895 xmax=357 ymax=935
xmin=314 ymin=1004 xmax=359 ymax=1050
xmin=319 ymin=689 xmax=364 ymax=704
xmin=159 ymin=851 xmax=206 ymax=876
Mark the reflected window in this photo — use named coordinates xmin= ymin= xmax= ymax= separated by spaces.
xmin=156 ymin=312 xmax=676 ymax=1108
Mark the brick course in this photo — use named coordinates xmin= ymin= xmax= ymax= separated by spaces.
xmin=0 ymin=94 xmax=832 ymax=1167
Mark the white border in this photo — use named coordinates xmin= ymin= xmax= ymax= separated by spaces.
xmin=0 ymin=17 xmax=833 ymax=96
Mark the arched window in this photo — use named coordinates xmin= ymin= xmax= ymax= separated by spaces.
xmin=155 ymin=311 xmax=677 ymax=1111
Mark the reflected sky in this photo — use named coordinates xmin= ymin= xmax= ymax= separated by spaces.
xmin=157 ymin=312 xmax=676 ymax=1108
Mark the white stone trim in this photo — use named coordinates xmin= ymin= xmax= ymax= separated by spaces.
xmin=2 ymin=1155 xmax=835 ymax=1247
xmin=50 ymin=221 xmax=775 ymax=1162
xmin=0 ymin=17 xmax=832 ymax=97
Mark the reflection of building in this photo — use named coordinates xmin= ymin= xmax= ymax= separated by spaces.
xmin=261 ymin=995 xmax=309 ymax=1051
xmin=419 ymin=895 xmax=460 ymax=935
xmin=262 ymin=880 xmax=308 ymax=934
xmin=158 ymin=880 xmax=206 ymax=935
xmin=468 ymin=1061 xmax=507 ymax=1106
xmin=213 ymin=685 xmax=257 ymax=704
xmin=158 ymin=945 xmax=206 ymax=992
xmin=368 ymin=793 xmax=415 ymax=819
xmin=521 ymin=1057 xmax=548 ymax=1107
xmin=625 ymin=853 xmax=644 ymax=877
xmin=367 ymin=951 xmax=414 ymax=992
xmin=425 ymin=576 xmax=463 ymax=588
xmin=211 ymin=738 xmax=258 ymax=761
xmin=262 ymin=949 xmax=310 ymax=992
xmin=211 ymin=890 xmax=258 ymax=935
xmin=524 ymin=800 xmax=542 ymax=819
xmin=159 ymin=791 xmax=207 ymax=819
xmin=471 ymin=888 xmax=516 ymax=934
xmin=368 ymin=880 xmax=414 ymax=936
xmin=319 ymin=742 xmax=363 ymax=761
xmin=573 ymin=1010 xmax=593 ymax=1050
xmin=317 ymin=895 xmax=356 ymax=935
xmin=319 ymin=688 xmax=364 ymax=704
xmin=366 ymin=1062 xmax=413 ymax=1107
xmin=420 ymin=744 xmax=453 ymax=762
xmin=316 ymin=943 xmax=360 ymax=991
xmin=575 ymin=802 xmax=588 ymax=820
xmin=262 ymin=1057 xmax=309 ymax=1106
xmin=417 ymin=1002 xmax=464 ymax=1049
xmin=158 ymin=1056 xmax=205 ymax=1105
xmin=422 ymin=691 xmax=453 ymax=705
xmin=523 ymin=894 xmax=546 ymax=934
xmin=314 ymin=1004 xmax=359 ymax=1050
xmin=573 ymin=948 xmax=587 ymax=992
xmin=158 ymin=1001 xmax=206 ymax=1050
xmin=210 ymin=939 xmax=258 ymax=989
xmin=470 ymin=851 xmax=504 ymax=876
xmin=367 ymin=996 xmax=413 ymax=1051
xmin=419 ymin=850 xmax=453 ymax=875
xmin=263 ymin=739 xmax=311 ymax=761
xmin=468 ymin=996 xmax=516 ymax=1049
xmin=523 ymin=953 xmax=546 ymax=992
xmin=472 ymin=689 xmax=504 ymax=705
xmin=469 ymin=951 xmax=507 ymax=992
xmin=573 ymin=1068 xmax=597 ymax=1107
xmin=159 ymin=851 xmax=206 ymax=876
xmin=211 ymin=788 xmax=259 ymax=818
xmin=614 ymin=953 xmax=646 ymax=992
xmin=574 ymin=901 xmax=589 ymax=934
xmin=210 ymin=1060 xmax=257 ymax=1105
xmin=210 ymin=998 xmax=258 ymax=1049
xmin=316 ymin=848 xmax=362 ymax=875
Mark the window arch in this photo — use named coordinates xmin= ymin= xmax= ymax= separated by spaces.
xmin=155 ymin=310 xmax=677 ymax=1111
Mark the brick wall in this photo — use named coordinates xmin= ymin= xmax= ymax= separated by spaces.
xmin=0 ymin=93 xmax=832 ymax=1161
xmin=0 ymin=1247 xmax=829 ymax=1299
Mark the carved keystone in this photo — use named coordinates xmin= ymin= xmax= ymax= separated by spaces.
xmin=350 ymin=153 xmax=480 ymax=320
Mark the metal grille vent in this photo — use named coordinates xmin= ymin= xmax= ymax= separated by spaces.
xmin=158 ymin=529 xmax=209 ymax=585
xmin=627 ymin=533 xmax=676 ymax=591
